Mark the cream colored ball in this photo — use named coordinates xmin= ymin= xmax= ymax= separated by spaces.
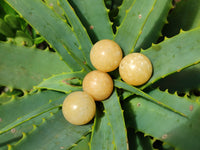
xmin=62 ymin=91 xmax=96 ymax=125
xmin=82 ymin=70 xmax=113 ymax=101
xmin=119 ymin=53 xmax=153 ymax=86
xmin=90 ymin=39 xmax=123 ymax=72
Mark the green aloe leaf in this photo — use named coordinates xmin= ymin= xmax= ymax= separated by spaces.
xmin=43 ymin=0 xmax=65 ymax=19
xmin=0 ymin=91 xmax=65 ymax=134
xmin=114 ymin=80 xmax=186 ymax=117
xmin=127 ymin=128 xmax=153 ymax=150
xmin=134 ymin=0 xmax=172 ymax=51
xmin=5 ymin=0 xmax=87 ymax=71
xmin=11 ymin=110 xmax=92 ymax=150
xmin=0 ymin=42 xmax=70 ymax=90
xmin=59 ymin=0 xmax=93 ymax=69
xmin=90 ymin=105 xmax=115 ymax=150
xmin=102 ymin=90 xmax=127 ymax=150
xmin=141 ymin=27 xmax=200 ymax=89
xmin=123 ymin=89 xmax=200 ymax=150
xmin=36 ymin=71 xmax=87 ymax=93
xmin=71 ymin=133 xmax=91 ymax=150
xmin=163 ymin=0 xmax=200 ymax=37
xmin=114 ymin=0 xmax=133 ymax=26
xmin=114 ymin=0 xmax=157 ymax=55
xmin=0 ymin=109 xmax=58 ymax=149
xmin=116 ymin=0 xmax=172 ymax=52
xmin=68 ymin=0 xmax=114 ymax=42
xmin=0 ymin=91 xmax=64 ymax=149
xmin=154 ymin=63 xmax=200 ymax=93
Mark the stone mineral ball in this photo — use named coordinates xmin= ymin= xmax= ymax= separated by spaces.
xmin=90 ymin=39 xmax=123 ymax=72
xmin=119 ymin=53 xmax=153 ymax=86
xmin=82 ymin=70 xmax=113 ymax=101
xmin=62 ymin=91 xmax=96 ymax=125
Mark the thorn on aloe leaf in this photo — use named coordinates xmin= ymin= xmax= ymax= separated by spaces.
xmin=7 ymin=144 xmax=12 ymax=150
xmin=164 ymin=36 xmax=169 ymax=40
xmin=164 ymin=20 xmax=169 ymax=24
xmin=71 ymin=144 xmax=77 ymax=147
xmin=49 ymin=112 xmax=54 ymax=116
xmin=32 ymin=124 xmax=37 ymax=130
xmin=22 ymin=132 xmax=27 ymax=138
xmin=144 ymin=133 xmax=150 ymax=137
xmin=164 ymin=88 xmax=169 ymax=93
xmin=109 ymin=21 xmax=113 ymax=26
xmin=81 ymin=136 xmax=86 ymax=140
xmin=59 ymin=57 xmax=63 ymax=61
xmin=105 ymin=8 xmax=110 ymax=13
xmin=179 ymin=28 xmax=185 ymax=33
xmin=41 ymin=118 xmax=46 ymax=124
xmin=107 ymin=122 xmax=111 ymax=126
xmin=174 ymin=91 xmax=179 ymax=96
xmin=140 ymin=48 xmax=145 ymax=53
xmin=31 ymin=44 xmax=36 ymax=48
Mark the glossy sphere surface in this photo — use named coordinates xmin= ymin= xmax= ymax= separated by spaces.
xmin=119 ymin=53 xmax=153 ymax=86
xmin=62 ymin=91 xmax=96 ymax=125
xmin=82 ymin=70 xmax=113 ymax=101
xmin=90 ymin=39 xmax=123 ymax=72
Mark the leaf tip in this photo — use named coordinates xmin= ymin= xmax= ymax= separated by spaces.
xmin=7 ymin=144 xmax=13 ymax=150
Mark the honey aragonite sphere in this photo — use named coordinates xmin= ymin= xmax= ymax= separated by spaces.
xmin=82 ymin=70 xmax=113 ymax=101
xmin=90 ymin=39 xmax=123 ymax=72
xmin=119 ymin=53 xmax=153 ymax=86
xmin=62 ymin=91 xmax=96 ymax=125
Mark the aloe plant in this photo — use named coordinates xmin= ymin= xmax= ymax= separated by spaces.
xmin=0 ymin=0 xmax=200 ymax=149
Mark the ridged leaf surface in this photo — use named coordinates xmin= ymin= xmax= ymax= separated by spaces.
xmin=163 ymin=0 xmax=200 ymax=37
xmin=115 ymin=0 xmax=133 ymax=26
xmin=59 ymin=0 xmax=94 ymax=69
xmin=114 ymin=80 xmax=185 ymax=117
xmin=0 ymin=42 xmax=70 ymax=90
xmin=116 ymin=0 xmax=172 ymax=52
xmin=154 ymin=63 xmax=200 ymax=92
xmin=68 ymin=0 xmax=114 ymax=42
xmin=0 ymin=91 xmax=64 ymax=133
xmin=6 ymin=0 xmax=86 ymax=71
xmin=123 ymin=89 xmax=200 ymax=150
xmin=102 ymin=90 xmax=127 ymax=150
xmin=127 ymin=129 xmax=153 ymax=150
xmin=141 ymin=28 xmax=200 ymax=89
xmin=90 ymin=106 xmax=115 ymax=150
xmin=134 ymin=0 xmax=172 ymax=51
xmin=0 ymin=91 xmax=64 ymax=148
xmin=114 ymin=0 xmax=157 ymax=55
xmin=11 ymin=110 xmax=92 ymax=150
xmin=36 ymin=71 xmax=86 ymax=93
xmin=71 ymin=133 xmax=91 ymax=150
xmin=43 ymin=0 xmax=65 ymax=19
